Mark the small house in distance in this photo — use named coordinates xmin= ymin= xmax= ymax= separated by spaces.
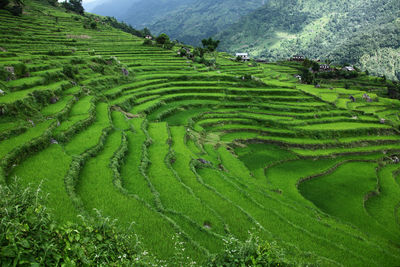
xmin=145 ymin=35 xmax=153 ymax=40
xmin=342 ymin=66 xmax=355 ymax=71
xmin=319 ymin=64 xmax=331 ymax=71
xmin=291 ymin=55 xmax=305 ymax=61
xmin=236 ymin=53 xmax=250 ymax=61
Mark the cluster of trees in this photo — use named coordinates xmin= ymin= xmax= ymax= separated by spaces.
xmin=174 ymin=37 xmax=221 ymax=67
xmin=99 ymin=16 xmax=151 ymax=38
xmin=297 ymin=59 xmax=360 ymax=85
xmin=0 ymin=0 xmax=24 ymax=15
xmin=387 ymin=81 xmax=400 ymax=100
xmin=143 ymin=33 xmax=175 ymax=49
xmin=61 ymin=0 xmax=84 ymax=15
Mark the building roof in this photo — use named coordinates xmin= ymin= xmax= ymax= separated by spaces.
xmin=236 ymin=53 xmax=249 ymax=56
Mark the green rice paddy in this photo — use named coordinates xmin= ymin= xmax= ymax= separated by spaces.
xmin=1 ymin=1 xmax=400 ymax=265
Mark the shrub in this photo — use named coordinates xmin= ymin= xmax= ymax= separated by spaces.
xmin=62 ymin=64 xmax=78 ymax=79
xmin=9 ymin=4 xmax=23 ymax=16
xmin=62 ymin=0 xmax=84 ymax=15
xmin=70 ymin=57 xmax=85 ymax=64
xmin=207 ymin=234 xmax=294 ymax=266
xmin=143 ymin=39 xmax=153 ymax=46
xmin=13 ymin=63 xmax=29 ymax=78
xmin=0 ymin=68 xmax=10 ymax=81
xmin=47 ymin=0 xmax=57 ymax=6
xmin=155 ymin=33 xmax=170 ymax=45
xmin=0 ymin=0 xmax=9 ymax=9
xmin=0 ymin=182 xmax=158 ymax=266
xmin=90 ymin=21 xmax=97 ymax=29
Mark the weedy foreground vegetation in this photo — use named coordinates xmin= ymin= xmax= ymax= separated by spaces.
xmin=0 ymin=0 xmax=400 ymax=266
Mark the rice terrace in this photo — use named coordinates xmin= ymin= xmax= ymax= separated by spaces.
xmin=1 ymin=0 xmax=400 ymax=266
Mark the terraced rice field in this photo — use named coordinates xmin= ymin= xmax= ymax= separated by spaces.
xmin=1 ymin=1 xmax=400 ymax=265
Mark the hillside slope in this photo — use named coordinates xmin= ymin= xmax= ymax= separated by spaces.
xmin=89 ymin=0 xmax=265 ymax=45
xmin=217 ymin=0 xmax=400 ymax=80
xmin=1 ymin=0 xmax=400 ymax=265
xmin=90 ymin=0 xmax=196 ymax=29
xmin=148 ymin=0 xmax=265 ymax=45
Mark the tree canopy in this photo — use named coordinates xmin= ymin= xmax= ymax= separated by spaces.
xmin=201 ymin=37 xmax=220 ymax=52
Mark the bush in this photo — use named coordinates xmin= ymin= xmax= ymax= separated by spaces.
xmin=62 ymin=0 xmax=84 ymax=15
xmin=13 ymin=63 xmax=29 ymax=78
xmin=0 ymin=68 xmax=10 ymax=81
xmin=155 ymin=33 xmax=170 ymax=45
xmin=90 ymin=21 xmax=97 ymax=29
xmin=47 ymin=0 xmax=57 ymax=6
xmin=207 ymin=234 xmax=294 ymax=266
xmin=70 ymin=57 xmax=85 ymax=64
xmin=0 ymin=182 xmax=158 ymax=266
xmin=143 ymin=39 xmax=153 ymax=46
xmin=0 ymin=0 xmax=9 ymax=9
xmin=62 ymin=65 xmax=78 ymax=79
xmin=9 ymin=4 xmax=23 ymax=16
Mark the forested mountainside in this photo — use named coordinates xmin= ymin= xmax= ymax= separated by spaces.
xmin=217 ymin=0 xmax=400 ymax=81
xmin=88 ymin=0 xmax=265 ymax=45
xmin=148 ymin=0 xmax=265 ymax=45
xmin=90 ymin=0 xmax=196 ymax=29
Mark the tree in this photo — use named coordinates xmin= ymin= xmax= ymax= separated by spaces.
xmin=301 ymin=68 xmax=314 ymax=84
xmin=62 ymin=0 xmax=84 ymax=15
xmin=193 ymin=47 xmax=205 ymax=58
xmin=155 ymin=33 xmax=170 ymax=45
xmin=155 ymin=33 xmax=174 ymax=49
xmin=201 ymin=37 xmax=220 ymax=52
xmin=142 ymin=27 xmax=151 ymax=37
xmin=0 ymin=0 xmax=10 ymax=9
xmin=311 ymin=62 xmax=320 ymax=72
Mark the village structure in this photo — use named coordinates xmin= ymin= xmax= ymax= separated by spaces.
xmin=235 ymin=53 xmax=250 ymax=61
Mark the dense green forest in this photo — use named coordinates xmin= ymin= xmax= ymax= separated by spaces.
xmin=89 ymin=0 xmax=196 ymax=29
xmin=217 ymin=0 xmax=400 ymax=81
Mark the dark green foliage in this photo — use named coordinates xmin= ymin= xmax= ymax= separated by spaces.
xmin=0 ymin=68 xmax=10 ymax=81
xmin=13 ymin=63 xmax=29 ymax=78
xmin=70 ymin=57 xmax=85 ymax=64
xmin=193 ymin=47 xmax=206 ymax=58
xmin=102 ymin=16 xmax=146 ymax=38
xmin=207 ymin=234 xmax=294 ymax=266
xmin=89 ymin=21 xmax=97 ymax=29
xmin=0 ymin=182 xmax=156 ymax=266
xmin=47 ymin=0 xmax=57 ymax=6
xmin=201 ymin=37 xmax=220 ymax=52
xmin=387 ymin=81 xmax=400 ymax=100
xmin=155 ymin=33 xmax=175 ymax=49
xmin=179 ymin=47 xmax=188 ymax=57
xmin=62 ymin=0 xmax=84 ymax=15
xmin=0 ymin=0 xmax=9 ymax=9
xmin=155 ymin=33 xmax=170 ymax=45
xmin=46 ymin=50 xmax=73 ymax=56
xmin=62 ymin=64 xmax=78 ymax=79
xmin=311 ymin=62 xmax=319 ymax=72
xmin=9 ymin=5 xmax=22 ymax=15
xmin=143 ymin=38 xmax=153 ymax=46
xmin=301 ymin=68 xmax=314 ymax=84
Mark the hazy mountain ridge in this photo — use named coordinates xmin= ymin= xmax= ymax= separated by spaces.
xmin=90 ymin=0 xmax=195 ymax=29
xmin=148 ymin=0 xmax=265 ymax=45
